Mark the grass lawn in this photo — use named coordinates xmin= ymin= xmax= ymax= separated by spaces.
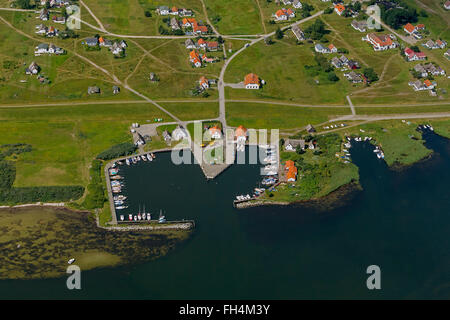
xmin=0 ymin=103 xmax=170 ymax=187
xmin=158 ymin=101 xmax=219 ymax=120
xmin=355 ymin=104 xmax=450 ymax=114
xmin=224 ymin=38 xmax=355 ymax=104
xmin=226 ymin=102 xmax=351 ymax=129
xmin=206 ymin=0 xmax=263 ymax=35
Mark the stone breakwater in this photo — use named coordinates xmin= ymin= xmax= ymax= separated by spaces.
xmin=99 ymin=222 xmax=195 ymax=231
xmin=235 ymin=200 xmax=290 ymax=209
xmin=0 ymin=202 xmax=65 ymax=209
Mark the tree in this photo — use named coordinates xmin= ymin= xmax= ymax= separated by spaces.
xmin=275 ymin=27 xmax=284 ymax=39
xmin=410 ymin=45 xmax=420 ymax=52
xmin=15 ymin=0 xmax=32 ymax=9
xmin=218 ymin=36 xmax=224 ymax=44
xmin=327 ymin=71 xmax=339 ymax=82
xmin=145 ymin=10 xmax=152 ymax=17
xmin=363 ymin=68 xmax=379 ymax=83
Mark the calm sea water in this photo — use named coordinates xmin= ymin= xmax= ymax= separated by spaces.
xmin=1 ymin=131 xmax=449 ymax=299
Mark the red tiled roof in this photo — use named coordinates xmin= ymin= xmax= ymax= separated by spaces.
xmin=424 ymin=79 xmax=432 ymax=87
xmin=244 ymin=73 xmax=259 ymax=85
xmin=235 ymin=125 xmax=247 ymax=137
xmin=334 ymin=4 xmax=345 ymax=13
xmin=404 ymin=23 xmax=415 ymax=33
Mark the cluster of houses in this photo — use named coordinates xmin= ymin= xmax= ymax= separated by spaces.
xmin=284 ymin=160 xmax=298 ymax=182
xmin=363 ymin=33 xmax=398 ymax=51
xmin=403 ymin=23 xmax=425 ymax=40
xmin=413 ymin=63 xmax=445 ymax=78
xmin=84 ymin=37 xmax=128 ymax=56
xmin=272 ymin=8 xmax=296 ymax=21
xmin=87 ymin=86 xmax=120 ymax=95
xmin=408 ymin=79 xmax=436 ymax=93
xmin=25 ymin=62 xmax=40 ymax=75
xmin=35 ymin=24 xmax=59 ymax=37
xmin=169 ymin=17 xmax=209 ymax=35
xmin=423 ymin=39 xmax=447 ymax=50
xmin=331 ymin=54 xmax=360 ymax=70
xmin=351 ymin=20 xmax=367 ymax=33
xmin=189 ymin=50 xmax=215 ymax=67
xmin=315 ymin=43 xmax=338 ymax=54
xmin=281 ymin=0 xmax=303 ymax=8
xmin=198 ymin=76 xmax=216 ymax=91
xmin=156 ymin=6 xmax=194 ymax=17
xmin=34 ymin=43 xmax=64 ymax=55
xmin=284 ymin=138 xmax=315 ymax=152
xmin=334 ymin=2 xmax=358 ymax=17
xmin=39 ymin=0 xmax=70 ymax=8
xmin=344 ymin=71 xmax=366 ymax=84
xmin=404 ymin=47 xmax=426 ymax=62
xmin=185 ymin=38 xmax=219 ymax=51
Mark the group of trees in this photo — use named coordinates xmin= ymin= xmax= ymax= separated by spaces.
xmin=82 ymin=160 xmax=105 ymax=209
xmin=363 ymin=68 xmax=379 ymax=83
xmin=304 ymin=53 xmax=339 ymax=83
xmin=97 ymin=142 xmax=137 ymax=160
xmin=0 ymin=144 xmax=84 ymax=205
xmin=303 ymin=20 xmax=329 ymax=41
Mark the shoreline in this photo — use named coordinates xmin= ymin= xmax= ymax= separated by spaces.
xmin=236 ymin=181 xmax=362 ymax=211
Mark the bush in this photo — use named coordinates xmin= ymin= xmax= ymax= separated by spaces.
xmin=0 ymin=186 xmax=84 ymax=204
xmin=324 ymin=7 xmax=333 ymax=14
xmin=0 ymin=161 xmax=16 ymax=189
xmin=82 ymin=160 xmax=105 ymax=209
xmin=97 ymin=142 xmax=137 ymax=160
xmin=145 ymin=10 xmax=152 ymax=17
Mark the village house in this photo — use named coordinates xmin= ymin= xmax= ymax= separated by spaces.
xmin=208 ymin=126 xmax=222 ymax=140
xmin=170 ymin=17 xmax=180 ymax=30
xmin=199 ymin=76 xmax=209 ymax=90
xmin=351 ymin=20 xmax=367 ymax=32
xmin=315 ymin=43 xmax=336 ymax=54
xmin=404 ymin=47 xmax=427 ymax=61
xmin=169 ymin=6 xmax=179 ymax=15
xmin=50 ymin=0 xmax=69 ymax=7
xmin=423 ymin=39 xmax=447 ymax=50
xmin=284 ymin=160 xmax=298 ymax=182
xmin=193 ymin=24 xmax=208 ymax=35
xmin=52 ymin=16 xmax=66 ymax=24
xmin=112 ymin=86 xmax=120 ymax=94
xmin=162 ymin=130 xmax=172 ymax=145
xmin=190 ymin=50 xmax=202 ymax=67
xmin=46 ymin=26 xmax=57 ymax=37
xmin=156 ymin=6 xmax=170 ymax=15
xmin=331 ymin=56 xmax=343 ymax=68
xmin=197 ymin=38 xmax=207 ymax=49
xmin=34 ymin=43 xmax=64 ymax=55
xmin=35 ymin=24 xmax=47 ymax=35
xmin=273 ymin=8 xmax=295 ymax=21
xmin=87 ymin=86 xmax=100 ymax=94
xmin=185 ymin=39 xmax=196 ymax=49
xmin=445 ymin=49 xmax=450 ymax=58
xmin=344 ymin=71 xmax=364 ymax=83
xmin=37 ymin=8 xmax=49 ymax=21
xmin=244 ymin=73 xmax=260 ymax=89
xmin=235 ymin=125 xmax=248 ymax=143
xmin=291 ymin=25 xmax=305 ymax=41
xmin=172 ymin=125 xmax=189 ymax=141
xmin=206 ymin=41 xmax=219 ymax=51
xmin=25 ymin=61 xmax=39 ymax=75
xmin=306 ymin=124 xmax=316 ymax=133
xmin=284 ymin=139 xmax=305 ymax=151
xmin=347 ymin=60 xmax=360 ymax=69
xmin=364 ymin=33 xmax=397 ymax=51
xmin=403 ymin=23 xmax=425 ymax=39
xmin=182 ymin=18 xmax=197 ymax=28
xmin=293 ymin=0 xmax=302 ymax=9
xmin=85 ymin=37 xmax=99 ymax=47
xmin=315 ymin=43 xmax=329 ymax=53
xmin=445 ymin=0 xmax=450 ymax=10
xmin=328 ymin=44 xmax=337 ymax=53
xmin=334 ymin=3 xmax=345 ymax=16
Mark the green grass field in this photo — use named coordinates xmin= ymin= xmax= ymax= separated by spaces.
xmin=226 ymin=102 xmax=351 ymax=129
xmin=0 ymin=103 xmax=170 ymax=187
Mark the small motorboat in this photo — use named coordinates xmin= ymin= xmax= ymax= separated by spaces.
xmin=120 ymin=215 xmax=124 ymax=221
xmin=68 ymin=258 xmax=75 ymax=265
xmin=126 ymin=158 xmax=130 ymax=165
xmin=147 ymin=154 xmax=152 ymax=161
xmin=128 ymin=214 xmax=133 ymax=221
xmin=147 ymin=213 xmax=151 ymax=220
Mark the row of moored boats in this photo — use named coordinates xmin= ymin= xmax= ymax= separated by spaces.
xmin=126 ymin=153 xmax=155 ymax=165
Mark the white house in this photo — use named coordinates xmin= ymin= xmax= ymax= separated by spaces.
xmin=172 ymin=126 xmax=189 ymax=141
xmin=293 ymin=0 xmax=302 ymax=9
xmin=157 ymin=6 xmax=170 ymax=15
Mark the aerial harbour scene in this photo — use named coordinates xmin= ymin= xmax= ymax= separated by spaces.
xmin=0 ymin=0 xmax=449 ymax=304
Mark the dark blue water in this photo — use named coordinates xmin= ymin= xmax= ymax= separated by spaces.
xmin=1 ymin=131 xmax=449 ymax=299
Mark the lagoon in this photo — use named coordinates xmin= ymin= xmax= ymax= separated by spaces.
xmin=0 ymin=131 xmax=449 ymax=299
